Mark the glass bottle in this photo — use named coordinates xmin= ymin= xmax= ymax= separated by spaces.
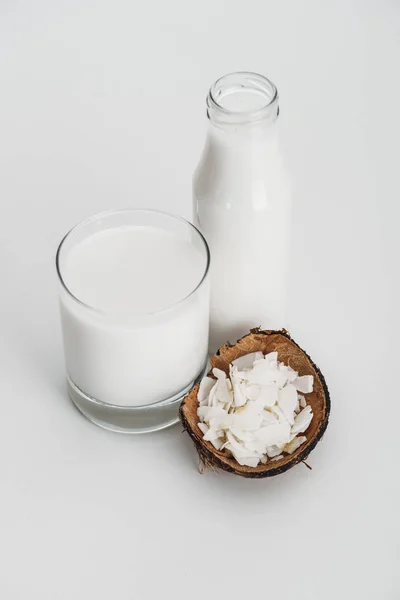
xmin=193 ymin=72 xmax=291 ymax=352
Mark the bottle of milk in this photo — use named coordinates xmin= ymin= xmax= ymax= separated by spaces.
xmin=193 ymin=72 xmax=291 ymax=352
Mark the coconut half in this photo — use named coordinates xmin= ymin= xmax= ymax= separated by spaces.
xmin=179 ymin=329 xmax=330 ymax=479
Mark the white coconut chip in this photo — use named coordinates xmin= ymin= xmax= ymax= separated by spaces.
xmin=230 ymin=368 xmax=247 ymax=409
xmin=231 ymin=351 xmax=264 ymax=370
xmin=197 ymin=422 xmax=209 ymax=435
xmin=197 ymin=404 xmax=225 ymax=421
xmin=291 ymin=405 xmax=313 ymax=435
xmin=207 ymin=382 xmax=220 ymax=408
xmin=229 ymin=427 xmax=254 ymax=443
xmin=203 ymin=427 xmax=223 ymax=442
xmin=210 ymin=438 xmax=225 ymax=451
xmin=285 ymin=436 xmax=307 ymax=454
xmin=262 ymin=410 xmax=279 ymax=425
xmin=243 ymin=362 xmax=278 ymax=386
xmin=294 ymin=375 xmax=314 ymax=394
xmin=271 ymin=454 xmax=284 ymax=461
xmin=232 ymin=382 xmax=246 ymax=408
xmin=266 ymin=445 xmax=283 ymax=458
xmin=224 ymin=432 xmax=263 ymax=467
xmin=255 ymin=422 xmax=291 ymax=447
xmin=209 ymin=412 xmax=233 ymax=431
xmin=264 ymin=351 xmax=278 ymax=367
xmin=198 ymin=377 xmax=216 ymax=406
xmin=196 ymin=351 xmax=314 ymax=468
xmin=225 ymin=451 xmax=260 ymax=468
xmin=230 ymin=365 xmax=246 ymax=403
xmin=214 ymin=378 xmax=233 ymax=407
xmin=257 ymin=384 xmax=279 ymax=407
xmin=203 ymin=428 xmax=225 ymax=452
xmin=212 ymin=367 xmax=227 ymax=380
xmin=271 ymin=404 xmax=288 ymax=424
xmin=197 ymin=406 xmax=209 ymax=421
xmin=278 ymin=363 xmax=298 ymax=383
xmin=277 ymin=383 xmax=298 ymax=425
xmin=231 ymin=403 xmax=264 ymax=431
xmin=245 ymin=438 xmax=269 ymax=455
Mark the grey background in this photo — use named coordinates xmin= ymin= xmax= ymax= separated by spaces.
xmin=0 ymin=1 xmax=399 ymax=598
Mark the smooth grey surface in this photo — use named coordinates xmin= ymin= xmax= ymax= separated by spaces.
xmin=0 ymin=1 xmax=399 ymax=598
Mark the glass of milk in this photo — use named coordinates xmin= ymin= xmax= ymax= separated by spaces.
xmin=56 ymin=209 xmax=210 ymax=433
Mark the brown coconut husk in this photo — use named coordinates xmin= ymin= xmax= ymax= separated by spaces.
xmin=180 ymin=328 xmax=330 ymax=478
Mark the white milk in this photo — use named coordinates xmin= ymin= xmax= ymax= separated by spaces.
xmin=58 ymin=220 xmax=210 ymax=406
xmin=193 ymin=72 xmax=291 ymax=351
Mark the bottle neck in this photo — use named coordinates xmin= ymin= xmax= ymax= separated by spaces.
xmin=206 ymin=72 xmax=279 ymax=131
xmin=204 ymin=121 xmax=281 ymax=174
xmin=207 ymin=116 xmax=280 ymax=148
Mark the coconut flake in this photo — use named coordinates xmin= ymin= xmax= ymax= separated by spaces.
xmin=231 ymin=403 xmax=264 ymax=431
xmin=209 ymin=412 xmax=233 ymax=431
xmin=285 ymin=436 xmax=307 ymax=454
xmin=197 ymin=406 xmax=209 ymax=421
xmin=271 ymin=404 xmax=289 ymax=425
xmin=294 ymin=375 xmax=314 ymax=394
xmin=197 ymin=422 xmax=209 ymax=435
xmin=197 ymin=377 xmax=216 ymax=406
xmin=257 ymin=384 xmax=279 ymax=407
xmin=278 ymin=363 xmax=298 ymax=383
xmin=277 ymin=384 xmax=298 ymax=425
xmin=229 ymin=427 xmax=254 ymax=443
xmin=203 ymin=428 xmax=225 ymax=451
xmin=225 ymin=432 xmax=262 ymax=467
xmin=262 ymin=410 xmax=279 ymax=425
xmin=271 ymin=454 xmax=284 ymax=461
xmin=243 ymin=361 xmax=278 ymax=385
xmin=215 ymin=378 xmax=233 ymax=407
xmin=203 ymin=427 xmax=223 ymax=442
xmin=248 ymin=360 xmax=287 ymax=388
xmin=207 ymin=382 xmax=220 ymax=407
xmin=254 ymin=422 xmax=291 ymax=447
xmin=291 ymin=405 xmax=313 ymax=435
xmin=298 ymin=394 xmax=307 ymax=409
xmin=231 ymin=351 xmax=264 ymax=370
xmin=245 ymin=384 xmax=261 ymax=401
xmin=230 ymin=365 xmax=248 ymax=408
xmin=266 ymin=445 xmax=283 ymax=458
xmin=210 ymin=438 xmax=224 ymax=451
xmin=212 ymin=367 xmax=227 ymax=380
xmin=232 ymin=382 xmax=246 ymax=408
xmin=264 ymin=351 xmax=278 ymax=367
xmin=225 ymin=447 xmax=261 ymax=467
xmin=245 ymin=438 xmax=269 ymax=455
xmin=197 ymin=404 xmax=225 ymax=422
xmin=246 ymin=383 xmax=278 ymax=407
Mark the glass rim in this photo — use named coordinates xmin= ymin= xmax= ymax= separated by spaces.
xmin=207 ymin=71 xmax=278 ymax=124
xmin=56 ymin=208 xmax=211 ymax=316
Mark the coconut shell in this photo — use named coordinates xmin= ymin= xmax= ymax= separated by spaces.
xmin=180 ymin=328 xmax=330 ymax=478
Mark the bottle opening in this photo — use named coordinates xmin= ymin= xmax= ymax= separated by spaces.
xmin=207 ymin=72 xmax=279 ymax=126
